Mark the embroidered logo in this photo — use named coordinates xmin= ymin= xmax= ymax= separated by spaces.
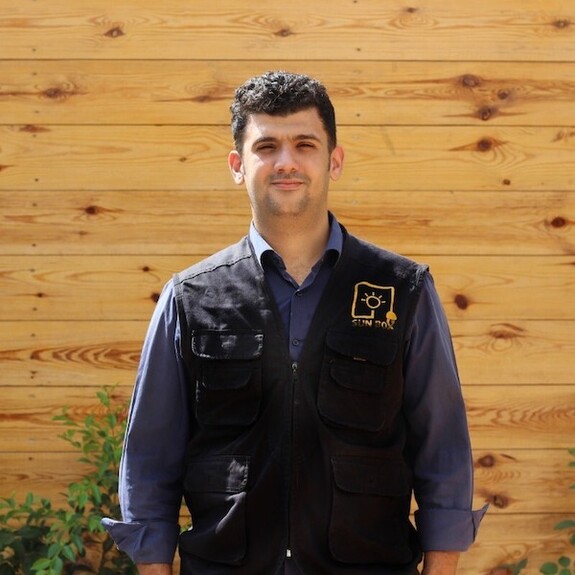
xmin=351 ymin=282 xmax=397 ymax=330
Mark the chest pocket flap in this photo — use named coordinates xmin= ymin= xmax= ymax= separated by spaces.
xmin=326 ymin=331 xmax=398 ymax=366
xmin=192 ymin=331 xmax=263 ymax=360
xmin=191 ymin=331 xmax=263 ymax=426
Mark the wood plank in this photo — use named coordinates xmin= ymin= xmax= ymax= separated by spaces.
xmin=458 ymin=514 xmax=575 ymax=575
xmin=466 ymin=385 xmax=575 ymax=449
xmin=2 ymin=125 xmax=575 ymax=191
xmin=452 ymin=320 xmax=575 ymax=386
xmin=1 ymin=385 xmax=134 ymax=452
xmin=1 ymin=383 xmax=573 ymax=451
xmin=1 ymin=255 xmax=573 ymax=321
xmin=2 ymin=60 xmax=575 ymax=126
xmin=1 ymin=0 xmax=573 ymax=61
xmin=472 ymin=449 xmax=575 ymax=514
xmin=2 ymin=449 xmax=572 ymax=515
xmin=0 ymin=321 xmax=146 ymax=388
xmin=0 ymin=320 xmax=573 ymax=388
xmin=2 ymin=190 xmax=572 ymax=257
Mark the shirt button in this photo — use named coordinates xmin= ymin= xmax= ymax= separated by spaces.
xmin=292 ymin=339 xmax=300 ymax=347
xmin=295 ymin=290 xmax=303 ymax=297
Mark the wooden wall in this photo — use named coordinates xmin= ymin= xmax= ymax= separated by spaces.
xmin=1 ymin=1 xmax=574 ymax=573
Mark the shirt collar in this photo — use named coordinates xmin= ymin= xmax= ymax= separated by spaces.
xmin=249 ymin=212 xmax=343 ymax=266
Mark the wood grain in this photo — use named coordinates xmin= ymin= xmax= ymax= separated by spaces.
xmin=453 ymin=320 xmax=575 ymax=385
xmin=2 ymin=190 xmax=572 ymax=257
xmin=1 ymin=0 xmax=573 ymax=61
xmin=0 ymin=322 xmax=145 ymax=388
xmin=0 ymin=255 xmax=573 ymax=321
xmin=1 ymin=60 xmax=575 ymax=126
xmin=2 ymin=125 xmax=575 ymax=191
xmin=1 ymin=0 xmax=574 ymax=566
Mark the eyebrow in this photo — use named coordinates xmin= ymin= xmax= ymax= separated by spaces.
xmin=252 ymin=133 xmax=322 ymax=147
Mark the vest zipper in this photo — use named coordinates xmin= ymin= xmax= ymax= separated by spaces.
xmin=287 ymin=361 xmax=298 ymax=557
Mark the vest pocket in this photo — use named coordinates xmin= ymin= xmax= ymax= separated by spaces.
xmin=180 ymin=456 xmax=249 ymax=565
xmin=192 ymin=331 xmax=263 ymax=426
xmin=329 ymin=456 xmax=413 ymax=565
xmin=318 ymin=331 xmax=398 ymax=432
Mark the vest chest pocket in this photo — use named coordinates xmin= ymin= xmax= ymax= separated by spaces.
xmin=192 ymin=331 xmax=263 ymax=426
xmin=318 ymin=331 xmax=399 ymax=432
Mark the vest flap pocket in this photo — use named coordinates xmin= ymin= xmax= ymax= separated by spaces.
xmin=192 ymin=331 xmax=263 ymax=360
xmin=326 ymin=331 xmax=397 ymax=366
xmin=331 ymin=456 xmax=410 ymax=497
xmin=185 ymin=456 xmax=249 ymax=494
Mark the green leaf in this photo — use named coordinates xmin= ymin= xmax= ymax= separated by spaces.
xmin=62 ymin=545 xmax=76 ymax=562
xmin=52 ymin=556 xmax=64 ymax=574
xmin=556 ymin=519 xmax=575 ymax=530
xmin=558 ymin=557 xmax=571 ymax=567
xmin=540 ymin=564 xmax=559 ymax=575
xmin=31 ymin=558 xmax=51 ymax=571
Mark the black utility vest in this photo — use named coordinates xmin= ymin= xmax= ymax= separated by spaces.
xmin=173 ymin=228 xmax=427 ymax=575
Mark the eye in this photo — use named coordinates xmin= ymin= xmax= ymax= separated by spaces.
xmin=255 ymin=143 xmax=276 ymax=152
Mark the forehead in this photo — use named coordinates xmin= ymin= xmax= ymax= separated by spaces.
xmin=244 ymin=109 xmax=328 ymax=143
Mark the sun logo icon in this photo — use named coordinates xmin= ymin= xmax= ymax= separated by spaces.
xmin=361 ymin=291 xmax=386 ymax=311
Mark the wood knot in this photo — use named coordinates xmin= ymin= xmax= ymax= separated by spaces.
xmin=20 ymin=124 xmax=50 ymax=133
xmin=150 ymin=292 xmax=161 ymax=303
xmin=460 ymin=74 xmax=482 ymax=88
xmin=454 ymin=294 xmax=470 ymax=310
xmin=478 ymin=106 xmax=497 ymax=121
xmin=104 ymin=26 xmax=125 ymax=38
xmin=553 ymin=19 xmax=570 ymax=29
xmin=497 ymin=89 xmax=511 ymax=100
xmin=405 ymin=6 xmax=418 ymax=13
xmin=502 ymin=179 xmax=512 ymax=186
xmin=478 ymin=454 xmax=496 ymax=467
xmin=142 ymin=266 xmax=151 ymax=272
xmin=477 ymin=137 xmax=494 ymax=151
xmin=43 ymin=87 xmax=66 ymax=100
xmin=550 ymin=216 xmax=567 ymax=228
xmin=84 ymin=205 xmax=100 ymax=215
xmin=488 ymin=493 xmax=510 ymax=509
xmin=275 ymin=27 xmax=294 ymax=37
xmin=489 ymin=323 xmax=526 ymax=340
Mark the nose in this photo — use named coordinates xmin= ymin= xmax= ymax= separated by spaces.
xmin=274 ymin=145 xmax=298 ymax=173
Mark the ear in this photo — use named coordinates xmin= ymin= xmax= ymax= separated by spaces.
xmin=329 ymin=146 xmax=344 ymax=181
xmin=228 ymin=150 xmax=245 ymax=185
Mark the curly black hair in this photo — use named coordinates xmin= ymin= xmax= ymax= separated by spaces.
xmin=230 ymin=71 xmax=337 ymax=152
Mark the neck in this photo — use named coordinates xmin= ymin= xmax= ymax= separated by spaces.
xmin=254 ymin=213 xmax=330 ymax=285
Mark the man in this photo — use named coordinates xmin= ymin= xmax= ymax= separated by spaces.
xmin=103 ymin=71 xmax=486 ymax=575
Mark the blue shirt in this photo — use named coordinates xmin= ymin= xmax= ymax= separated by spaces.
xmin=103 ymin=215 xmax=486 ymax=565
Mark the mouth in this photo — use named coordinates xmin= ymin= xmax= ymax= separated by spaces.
xmin=269 ymin=175 xmax=307 ymax=190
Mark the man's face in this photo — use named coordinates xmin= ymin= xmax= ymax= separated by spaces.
xmin=228 ymin=108 xmax=344 ymax=224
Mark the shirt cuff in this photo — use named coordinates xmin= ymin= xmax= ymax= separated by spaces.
xmin=101 ymin=517 xmax=180 ymax=564
xmin=414 ymin=504 xmax=488 ymax=551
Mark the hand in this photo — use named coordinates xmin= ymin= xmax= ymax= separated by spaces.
xmin=136 ymin=564 xmax=172 ymax=575
xmin=421 ymin=551 xmax=460 ymax=575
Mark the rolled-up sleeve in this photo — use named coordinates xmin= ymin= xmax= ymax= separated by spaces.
xmin=102 ymin=281 xmax=190 ymax=564
xmin=403 ymin=273 xmax=487 ymax=551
